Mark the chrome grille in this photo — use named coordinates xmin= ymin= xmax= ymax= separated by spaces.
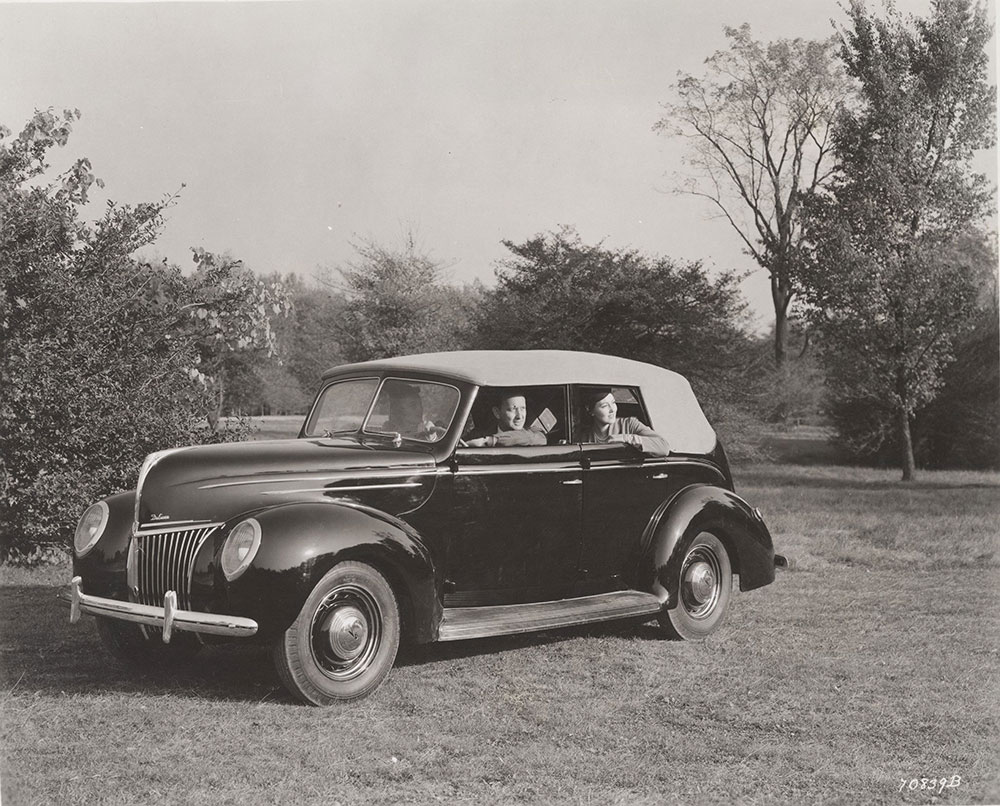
xmin=131 ymin=525 xmax=219 ymax=609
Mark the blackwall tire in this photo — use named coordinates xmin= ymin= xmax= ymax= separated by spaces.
xmin=658 ymin=532 xmax=732 ymax=640
xmin=273 ymin=561 xmax=400 ymax=705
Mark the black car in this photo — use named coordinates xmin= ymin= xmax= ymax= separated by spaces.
xmin=65 ymin=350 xmax=782 ymax=704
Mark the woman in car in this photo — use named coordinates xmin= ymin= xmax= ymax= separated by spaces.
xmin=577 ymin=387 xmax=669 ymax=457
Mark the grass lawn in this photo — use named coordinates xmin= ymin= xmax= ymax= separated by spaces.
xmin=244 ymin=415 xmax=303 ymax=442
xmin=1 ymin=462 xmax=998 ymax=805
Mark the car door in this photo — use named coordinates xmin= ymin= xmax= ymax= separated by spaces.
xmin=445 ymin=442 xmax=583 ymax=606
xmin=577 ymin=442 xmax=671 ymax=585
xmin=574 ymin=385 xmax=672 ymax=586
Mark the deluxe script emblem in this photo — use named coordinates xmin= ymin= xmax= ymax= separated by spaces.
xmin=150 ymin=513 xmax=170 ymax=521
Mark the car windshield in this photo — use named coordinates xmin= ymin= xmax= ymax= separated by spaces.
xmin=364 ymin=379 xmax=461 ymax=444
xmin=303 ymin=378 xmax=380 ymax=437
xmin=303 ymin=377 xmax=461 ymax=444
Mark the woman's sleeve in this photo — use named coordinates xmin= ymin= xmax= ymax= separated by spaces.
xmin=623 ymin=418 xmax=670 ymax=457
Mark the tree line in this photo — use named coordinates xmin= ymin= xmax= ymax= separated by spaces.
xmin=230 ymin=227 xmax=768 ymax=432
xmin=1 ymin=0 xmax=996 ymax=560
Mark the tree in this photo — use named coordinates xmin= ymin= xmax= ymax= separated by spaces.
xmin=471 ymin=227 xmax=766 ymax=455
xmin=657 ymin=25 xmax=849 ymax=369
xmin=1 ymin=110 xmax=197 ymax=559
xmin=258 ymin=363 xmax=311 ymax=415
xmin=181 ymin=249 xmax=290 ymax=428
xmin=917 ymin=302 xmax=998 ymax=468
xmin=218 ymin=271 xmax=321 ymax=416
xmin=0 ymin=110 xmax=284 ymax=559
xmin=757 ymin=319 xmax=826 ymax=425
xmin=915 ymin=231 xmax=998 ymax=469
xmin=281 ymin=272 xmax=350 ymax=397
xmin=800 ymin=0 xmax=995 ymax=480
xmin=825 ymin=230 xmax=998 ymax=469
xmin=331 ymin=234 xmax=477 ymax=362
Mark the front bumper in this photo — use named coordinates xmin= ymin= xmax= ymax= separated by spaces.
xmin=59 ymin=576 xmax=258 ymax=643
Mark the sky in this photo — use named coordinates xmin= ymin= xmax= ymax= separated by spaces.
xmin=2 ymin=0 xmax=996 ymax=332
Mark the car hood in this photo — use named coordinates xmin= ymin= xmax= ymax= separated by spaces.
xmin=135 ymin=438 xmax=439 ymax=529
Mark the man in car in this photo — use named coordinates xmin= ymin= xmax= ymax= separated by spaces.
xmin=465 ymin=389 xmax=547 ymax=447
xmin=384 ymin=383 xmax=446 ymax=441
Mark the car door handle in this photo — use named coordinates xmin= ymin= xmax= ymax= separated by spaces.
xmin=652 ymin=473 xmax=669 ymax=479
xmin=561 ymin=479 xmax=583 ymax=486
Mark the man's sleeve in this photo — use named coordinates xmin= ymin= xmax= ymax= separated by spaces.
xmin=493 ymin=428 xmax=547 ymax=447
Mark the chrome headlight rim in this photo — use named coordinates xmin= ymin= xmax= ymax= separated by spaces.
xmin=221 ymin=518 xmax=263 ymax=582
xmin=74 ymin=501 xmax=110 ymax=557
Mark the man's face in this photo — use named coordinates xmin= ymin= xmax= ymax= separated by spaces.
xmin=391 ymin=394 xmax=422 ymax=427
xmin=493 ymin=395 xmax=527 ymax=431
xmin=591 ymin=393 xmax=617 ymax=426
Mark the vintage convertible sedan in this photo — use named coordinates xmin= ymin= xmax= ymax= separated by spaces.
xmin=65 ymin=350 xmax=783 ymax=704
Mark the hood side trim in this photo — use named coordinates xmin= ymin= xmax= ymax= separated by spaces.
xmin=198 ymin=467 xmax=445 ymax=490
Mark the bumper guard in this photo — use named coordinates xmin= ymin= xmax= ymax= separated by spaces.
xmin=59 ymin=576 xmax=258 ymax=643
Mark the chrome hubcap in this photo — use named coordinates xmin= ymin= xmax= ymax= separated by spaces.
xmin=310 ymin=584 xmax=382 ymax=680
xmin=686 ymin=561 xmax=716 ymax=604
xmin=324 ymin=606 xmax=369 ymax=661
xmin=680 ymin=545 xmax=723 ymax=619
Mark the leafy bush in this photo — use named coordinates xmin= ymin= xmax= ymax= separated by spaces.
xmin=0 ymin=110 xmax=264 ymax=563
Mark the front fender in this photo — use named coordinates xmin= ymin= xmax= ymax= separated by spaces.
xmin=71 ymin=490 xmax=136 ymax=599
xmin=220 ymin=502 xmax=440 ymax=642
xmin=642 ymin=484 xmax=775 ymax=607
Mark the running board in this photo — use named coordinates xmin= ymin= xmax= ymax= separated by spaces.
xmin=437 ymin=590 xmax=663 ymax=642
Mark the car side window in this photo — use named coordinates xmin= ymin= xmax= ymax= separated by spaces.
xmin=572 ymin=385 xmax=651 ymax=442
xmin=463 ymin=385 xmax=568 ymax=446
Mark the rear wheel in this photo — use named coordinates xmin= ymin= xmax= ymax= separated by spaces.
xmin=96 ymin=618 xmax=202 ymax=667
xmin=273 ymin=561 xmax=400 ymax=705
xmin=658 ymin=532 xmax=732 ymax=640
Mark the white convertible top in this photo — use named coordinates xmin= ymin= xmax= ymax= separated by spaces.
xmin=324 ymin=350 xmax=718 ymax=454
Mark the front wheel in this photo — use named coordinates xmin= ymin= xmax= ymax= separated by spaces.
xmin=273 ymin=561 xmax=400 ymax=705
xmin=658 ymin=532 xmax=732 ymax=640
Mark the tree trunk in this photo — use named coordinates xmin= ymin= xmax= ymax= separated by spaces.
xmin=774 ymin=307 xmax=788 ymax=367
xmin=771 ymin=272 xmax=792 ymax=368
xmin=206 ymin=376 xmax=225 ymax=432
xmin=898 ymin=404 xmax=916 ymax=481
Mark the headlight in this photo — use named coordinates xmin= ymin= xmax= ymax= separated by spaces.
xmin=220 ymin=518 xmax=262 ymax=581
xmin=74 ymin=501 xmax=109 ymax=557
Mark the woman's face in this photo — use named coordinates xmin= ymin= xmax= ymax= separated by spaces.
xmin=590 ymin=393 xmax=617 ymax=426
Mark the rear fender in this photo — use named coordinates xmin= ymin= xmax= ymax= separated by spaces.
xmin=641 ymin=485 xmax=775 ymax=607
xmin=221 ymin=501 xmax=440 ymax=642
